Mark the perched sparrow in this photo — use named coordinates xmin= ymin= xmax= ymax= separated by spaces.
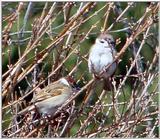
xmin=88 ymin=33 xmax=117 ymax=90
xmin=18 ymin=77 xmax=75 ymax=116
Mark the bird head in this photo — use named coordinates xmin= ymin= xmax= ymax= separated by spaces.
xmin=95 ymin=33 xmax=115 ymax=48
xmin=60 ymin=76 xmax=80 ymax=91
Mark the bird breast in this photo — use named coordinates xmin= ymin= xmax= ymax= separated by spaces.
xmin=88 ymin=44 xmax=114 ymax=74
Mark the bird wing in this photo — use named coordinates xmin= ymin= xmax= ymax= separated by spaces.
xmin=31 ymin=86 xmax=64 ymax=103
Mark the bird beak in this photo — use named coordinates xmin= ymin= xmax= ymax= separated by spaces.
xmin=66 ymin=75 xmax=80 ymax=91
xmin=71 ymin=82 xmax=80 ymax=92
xmin=72 ymin=83 xmax=81 ymax=91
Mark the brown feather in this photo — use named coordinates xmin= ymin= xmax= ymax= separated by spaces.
xmin=31 ymin=80 xmax=71 ymax=103
xmin=33 ymin=89 xmax=63 ymax=103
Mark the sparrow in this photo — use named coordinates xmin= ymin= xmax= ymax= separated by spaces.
xmin=88 ymin=33 xmax=117 ymax=90
xmin=18 ymin=76 xmax=76 ymax=116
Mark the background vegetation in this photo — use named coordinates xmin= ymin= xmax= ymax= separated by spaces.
xmin=2 ymin=2 xmax=159 ymax=137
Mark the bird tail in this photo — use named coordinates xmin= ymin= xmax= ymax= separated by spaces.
xmin=17 ymin=105 xmax=35 ymax=116
xmin=103 ymin=78 xmax=112 ymax=91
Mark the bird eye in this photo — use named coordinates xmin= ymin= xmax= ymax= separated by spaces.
xmin=100 ymin=40 xmax=104 ymax=43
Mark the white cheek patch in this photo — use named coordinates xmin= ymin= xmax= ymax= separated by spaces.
xmin=95 ymin=38 xmax=100 ymax=44
xmin=102 ymin=39 xmax=109 ymax=46
xmin=96 ymin=39 xmax=109 ymax=47
xmin=60 ymin=78 xmax=70 ymax=86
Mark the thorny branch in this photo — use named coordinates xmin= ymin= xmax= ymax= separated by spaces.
xmin=2 ymin=2 xmax=158 ymax=138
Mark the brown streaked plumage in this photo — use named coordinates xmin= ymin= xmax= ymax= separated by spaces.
xmin=17 ymin=77 xmax=73 ymax=116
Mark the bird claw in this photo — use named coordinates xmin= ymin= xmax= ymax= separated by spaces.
xmin=39 ymin=113 xmax=52 ymax=125
xmin=93 ymin=73 xmax=101 ymax=79
xmin=41 ymin=113 xmax=51 ymax=119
